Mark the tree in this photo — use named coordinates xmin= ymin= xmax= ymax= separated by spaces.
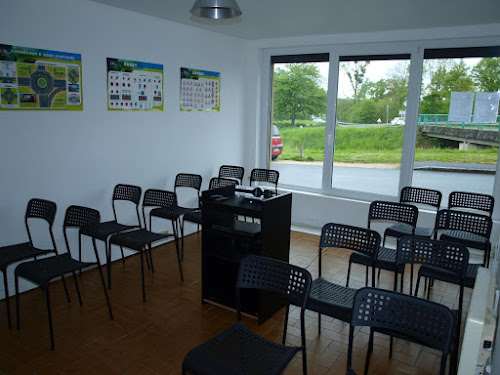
xmin=343 ymin=61 xmax=369 ymax=101
xmin=273 ymin=63 xmax=327 ymax=126
xmin=472 ymin=57 xmax=500 ymax=92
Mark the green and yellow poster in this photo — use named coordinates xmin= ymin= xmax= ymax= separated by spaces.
xmin=180 ymin=67 xmax=220 ymax=112
xmin=107 ymin=58 xmax=163 ymax=111
xmin=0 ymin=44 xmax=83 ymax=110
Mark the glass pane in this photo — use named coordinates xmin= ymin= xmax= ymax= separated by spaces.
xmin=270 ymin=61 xmax=329 ymax=189
xmin=332 ymin=57 xmax=411 ymax=195
xmin=413 ymin=54 xmax=499 ymax=206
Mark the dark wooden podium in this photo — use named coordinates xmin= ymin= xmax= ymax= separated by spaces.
xmin=201 ymin=184 xmax=292 ymax=324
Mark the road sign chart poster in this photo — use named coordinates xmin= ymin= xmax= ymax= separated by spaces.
xmin=0 ymin=44 xmax=83 ymax=110
xmin=180 ymin=67 xmax=220 ymax=112
xmin=107 ymin=58 xmax=163 ymax=111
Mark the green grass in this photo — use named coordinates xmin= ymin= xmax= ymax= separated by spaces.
xmin=277 ymin=125 xmax=498 ymax=164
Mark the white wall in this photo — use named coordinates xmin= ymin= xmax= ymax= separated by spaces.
xmin=0 ymin=0 xmax=247 ymax=295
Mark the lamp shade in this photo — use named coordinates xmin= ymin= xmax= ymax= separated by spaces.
xmin=190 ymin=0 xmax=242 ymax=19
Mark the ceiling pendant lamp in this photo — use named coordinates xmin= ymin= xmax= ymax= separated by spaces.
xmin=190 ymin=0 xmax=242 ymax=20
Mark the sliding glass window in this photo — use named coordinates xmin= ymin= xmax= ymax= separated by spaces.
xmin=269 ymin=54 xmax=329 ymax=189
xmin=331 ymin=54 xmax=411 ymax=196
xmin=412 ymin=47 xmax=500 ymax=206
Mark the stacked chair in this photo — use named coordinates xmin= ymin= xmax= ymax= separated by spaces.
xmin=15 ymin=205 xmax=113 ymax=350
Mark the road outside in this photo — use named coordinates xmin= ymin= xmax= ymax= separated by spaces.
xmin=271 ymin=160 xmax=495 ymax=204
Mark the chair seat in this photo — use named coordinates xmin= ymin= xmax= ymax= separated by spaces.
xmin=109 ymin=229 xmax=172 ymax=251
xmin=94 ymin=221 xmax=139 ymax=241
xmin=375 ymin=246 xmax=404 ymax=272
xmin=0 ymin=243 xmax=54 ymax=270
xmin=183 ymin=321 xmax=299 ymax=375
xmin=15 ymin=254 xmax=93 ymax=288
xmin=440 ymin=230 xmax=489 ymax=250
xmin=418 ymin=263 xmax=479 ymax=289
xmin=151 ymin=206 xmax=196 ymax=220
xmin=385 ymin=223 xmax=433 ymax=238
xmin=183 ymin=210 xmax=202 ymax=225
xmin=307 ymin=277 xmax=356 ymax=322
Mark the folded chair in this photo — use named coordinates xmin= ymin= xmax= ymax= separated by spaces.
xmin=0 ymin=198 xmax=57 ymax=328
xmin=94 ymin=184 xmax=142 ymax=289
xmin=109 ymin=189 xmax=183 ymax=302
xmin=15 ymin=205 xmax=113 ymax=350
xmin=182 ymin=255 xmax=312 ymax=375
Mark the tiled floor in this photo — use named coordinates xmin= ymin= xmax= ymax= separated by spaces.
xmin=0 ymin=231 xmax=469 ymax=374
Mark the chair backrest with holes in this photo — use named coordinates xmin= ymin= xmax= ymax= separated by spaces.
xmin=208 ymin=177 xmax=238 ymax=190
xmin=368 ymin=200 xmax=418 ymax=229
xmin=448 ymin=191 xmax=494 ymax=216
xmin=219 ymin=165 xmax=244 ymax=184
xmin=400 ymin=187 xmax=442 ymax=210
xmin=435 ymin=209 xmax=492 ymax=239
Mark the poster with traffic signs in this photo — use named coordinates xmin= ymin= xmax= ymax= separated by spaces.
xmin=0 ymin=44 xmax=83 ymax=110
xmin=180 ymin=67 xmax=220 ymax=112
xmin=107 ymin=58 xmax=163 ymax=111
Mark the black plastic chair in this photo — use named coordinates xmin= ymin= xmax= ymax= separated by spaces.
xmin=396 ymin=236 xmax=468 ymax=338
xmin=0 ymin=199 xmax=58 ymax=328
xmin=385 ymin=186 xmax=441 ymax=239
xmin=218 ymin=165 xmax=244 ymax=185
xmin=283 ymin=224 xmax=380 ymax=339
xmin=151 ymin=174 xmax=202 ymax=260
xmin=448 ymin=191 xmax=494 ymax=217
xmin=250 ymin=168 xmax=279 ymax=195
xmin=15 ymin=205 xmax=113 ymax=350
xmin=434 ymin=208 xmax=492 ymax=268
xmin=347 ymin=287 xmax=455 ymax=375
xmin=109 ymin=189 xmax=183 ymax=302
xmin=182 ymin=255 xmax=312 ymax=375
xmin=94 ymin=184 xmax=142 ymax=289
xmin=347 ymin=201 xmax=418 ymax=289
xmin=183 ymin=177 xmax=238 ymax=226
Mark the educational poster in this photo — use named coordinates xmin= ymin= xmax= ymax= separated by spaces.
xmin=0 ymin=44 xmax=83 ymax=110
xmin=107 ymin=58 xmax=163 ymax=111
xmin=180 ymin=67 xmax=220 ymax=111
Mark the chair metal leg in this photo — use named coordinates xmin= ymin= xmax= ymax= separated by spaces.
xmin=140 ymin=249 xmax=146 ymax=302
xmin=371 ymin=266 xmax=376 ymax=287
xmin=95 ymin=260 xmax=114 ymax=320
xmin=347 ymin=325 xmax=355 ymax=369
xmin=106 ymin=241 xmax=112 ymax=290
xmin=45 ymin=287 xmax=55 ymax=350
xmin=148 ymin=245 xmax=155 ymax=273
xmin=61 ymin=276 xmax=71 ymax=303
xmin=415 ymin=275 xmax=421 ymax=297
xmin=364 ymin=328 xmax=374 ymax=375
xmin=172 ymin=221 xmax=184 ymax=281
xmin=282 ymin=304 xmax=290 ymax=345
xmin=15 ymin=274 xmax=20 ymax=330
xmin=180 ymin=217 xmax=185 ymax=261
xmin=346 ymin=261 xmax=352 ymax=287
xmin=300 ymin=309 xmax=308 ymax=375
xmin=2 ymin=271 xmax=12 ymax=328
xmin=72 ymin=272 xmax=83 ymax=306
xmin=365 ymin=266 xmax=369 ymax=286
xmin=120 ymin=246 xmax=125 ymax=264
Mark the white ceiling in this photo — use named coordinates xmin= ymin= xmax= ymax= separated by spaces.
xmin=89 ymin=0 xmax=500 ymax=40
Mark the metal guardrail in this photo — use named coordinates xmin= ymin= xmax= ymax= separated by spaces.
xmin=418 ymin=114 xmax=500 ymax=130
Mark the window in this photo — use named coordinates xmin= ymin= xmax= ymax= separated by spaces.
xmin=269 ymin=54 xmax=329 ymax=189
xmin=412 ymin=47 xmax=500 ymax=205
xmin=331 ymin=55 xmax=411 ymax=196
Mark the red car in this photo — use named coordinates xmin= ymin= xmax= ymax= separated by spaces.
xmin=271 ymin=125 xmax=283 ymax=161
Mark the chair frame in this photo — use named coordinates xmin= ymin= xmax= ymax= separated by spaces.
xmin=250 ymin=168 xmax=279 ymax=195
xmin=348 ymin=287 xmax=455 ymax=375
xmin=182 ymin=255 xmax=312 ymax=375
xmin=15 ymin=205 xmax=113 ymax=350
xmin=218 ymin=165 xmax=244 ymax=185
xmin=110 ymin=189 xmax=184 ymax=302
xmin=347 ymin=200 xmax=418 ymax=289
xmin=434 ymin=208 xmax=492 ymax=267
xmin=448 ymin=191 xmax=494 ymax=217
xmin=94 ymin=184 xmax=142 ymax=289
xmin=283 ymin=223 xmax=380 ymax=340
xmin=0 ymin=198 xmax=57 ymax=328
